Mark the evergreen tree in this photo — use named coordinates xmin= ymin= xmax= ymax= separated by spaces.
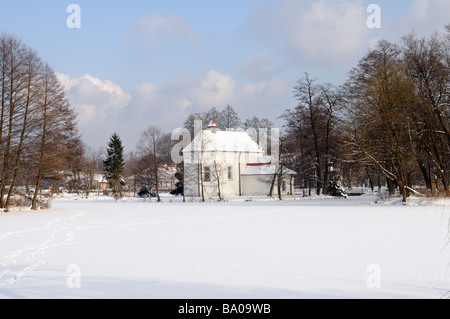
xmin=103 ymin=133 xmax=125 ymax=199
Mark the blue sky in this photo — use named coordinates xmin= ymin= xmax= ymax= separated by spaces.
xmin=0 ymin=0 xmax=449 ymax=150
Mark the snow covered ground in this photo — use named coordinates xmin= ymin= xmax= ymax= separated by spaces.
xmin=0 ymin=193 xmax=449 ymax=299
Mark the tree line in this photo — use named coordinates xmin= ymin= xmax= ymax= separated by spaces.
xmin=0 ymin=33 xmax=82 ymax=211
xmin=282 ymin=25 xmax=450 ymax=203
xmin=3 ymin=25 xmax=448 ymax=207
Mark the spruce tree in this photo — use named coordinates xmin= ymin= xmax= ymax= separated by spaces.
xmin=103 ymin=133 xmax=125 ymax=199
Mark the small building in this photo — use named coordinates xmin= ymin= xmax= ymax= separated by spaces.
xmin=92 ymin=174 xmax=109 ymax=191
xmin=182 ymin=121 xmax=296 ymax=198
xmin=241 ymin=157 xmax=296 ymax=196
xmin=158 ymin=165 xmax=178 ymax=192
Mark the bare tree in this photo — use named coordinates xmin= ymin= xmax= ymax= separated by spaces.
xmin=203 ymin=107 xmax=221 ymax=126
xmin=0 ymin=34 xmax=25 ymax=209
xmin=32 ymin=63 xmax=79 ymax=209
xmin=210 ymin=158 xmax=226 ymax=201
xmin=184 ymin=105 xmax=243 ymax=135
xmin=344 ymin=40 xmax=419 ymax=203
xmin=137 ymin=125 xmax=167 ymax=202
xmin=403 ymin=31 xmax=450 ymax=193
xmin=82 ymin=145 xmax=103 ymax=197
xmin=184 ymin=113 xmax=202 ymax=137
xmin=4 ymin=48 xmax=42 ymax=207
xmin=284 ymin=73 xmax=324 ymax=196
xmin=219 ymin=105 xmax=241 ymax=130
xmin=319 ymin=83 xmax=343 ymax=194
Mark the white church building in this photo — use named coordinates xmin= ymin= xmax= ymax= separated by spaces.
xmin=183 ymin=121 xmax=296 ymax=199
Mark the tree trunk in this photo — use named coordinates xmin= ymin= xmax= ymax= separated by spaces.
xmin=154 ymin=161 xmax=161 ymax=202
xmin=360 ymin=147 xmax=410 ymax=203
xmin=322 ymin=162 xmax=330 ymax=195
xmin=31 ymin=168 xmax=43 ymax=210
xmin=418 ymin=160 xmax=432 ymax=190
xmin=32 ymin=73 xmax=49 ymax=210
xmin=199 ymin=163 xmax=205 ymax=202
xmin=269 ymin=171 xmax=276 ymax=197
xmin=5 ymin=68 xmax=33 ymax=209
xmin=0 ymin=55 xmax=16 ymax=208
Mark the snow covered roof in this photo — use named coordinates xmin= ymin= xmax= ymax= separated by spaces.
xmin=183 ymin=130 xmax=263 ymax=153
xmin=93 ymin=174 xmax=107 ymax=183
xmin=248 ymin=155 xmax=272 ymax=164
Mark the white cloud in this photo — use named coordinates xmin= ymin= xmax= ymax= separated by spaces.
xmin=410 ymin=0 xmax=430 ymax=21
xmin=242 ymin=77 xmax=287 ymax=98
xmin=57 ymin=73 xmax=131 ymax=125
xmin=126 ymin=13 xmax=201 ymax=49
xmin=128 ymin=70 xmax=238 ymax=126
xmin=58 ymin=70 xmax=291 ymax=150
xmin=56 ymin=73 xmax=132 ymax=148
xmin=190 ymin=70 xmax=236 ymax=111
xmin=286 ymin=0 xmax=368 ymax=63
xmin=176 ymin=70 xmax=289 ymax=119
xmin=246 ymin=0 xmax=450 ymax=80
xmin=132 ymin=82 xmax=159 ymax=111
xmin=387 ymin=0 xmax=450 ymax=38
xmin=241 ymin=51 xmax=278 ymax=79
xmin=249 ymin=0 xmax=369 ymax=66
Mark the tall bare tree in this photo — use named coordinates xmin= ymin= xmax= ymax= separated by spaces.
xmin=137 ymin=125 xmax=171 ymax=202
xmin=403 ymin=31 xmax=450 ymax=193
xmin=4 ymin=47 xmax=41 ymax=207
xmin=283 ymin=73 xmax=343 ymax=196
xmin=81 ymin=145 xmax=103 ymax=197
xmin=219 ymin=105 xmax=241 ymax=130
xmin=344 ymin=40 xmax=420 ymax=203
xmin=0 ymin=34 xmax=25 ymax=208
xmin=31 ymin=63 xmax=78 ymax=210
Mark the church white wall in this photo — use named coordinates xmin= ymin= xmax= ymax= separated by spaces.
xmin=183 ymin=150 xmax=263 ymax=198
xmin=241 ymin=175 xmax=294 ymax=197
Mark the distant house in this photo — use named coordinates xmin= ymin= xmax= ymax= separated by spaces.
xmin=182 ymin=121 xmax=296 ymax=198
xmin=92 ymin=174 xmax=109 ymax=191
xmin=125 ymin=165 xmax=177 ymax=194
xmin=158 ymin=165 xmax=177 ymax=192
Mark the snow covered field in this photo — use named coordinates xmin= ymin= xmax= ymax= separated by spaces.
xmin=0 ymin=194 xmax=449 ymax=299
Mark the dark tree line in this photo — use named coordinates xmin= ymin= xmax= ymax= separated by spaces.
xmin=4 ymin=27 xmax=441 ymax=206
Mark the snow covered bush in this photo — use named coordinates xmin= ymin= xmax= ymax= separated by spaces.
xmin=137 ymin=187 xmax=156 ymax=198
xmin=327 ymin=176 xmax=348 ymax=198
xmin=170 ymin=182 xmax=183 ymax=196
